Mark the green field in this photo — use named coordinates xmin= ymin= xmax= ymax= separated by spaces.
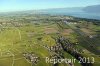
xmin=0 ymin=15 xmax=100 ymax=66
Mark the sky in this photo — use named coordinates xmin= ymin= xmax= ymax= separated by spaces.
xmin=0 ymin=0 xmax=100 ymax=12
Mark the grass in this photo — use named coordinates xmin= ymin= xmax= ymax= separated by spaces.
xmin=0 ymin=15 xmax=99 ymax=66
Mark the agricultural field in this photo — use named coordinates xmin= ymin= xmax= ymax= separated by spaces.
xmin=0 ymin=14 xmax=100 ymax=66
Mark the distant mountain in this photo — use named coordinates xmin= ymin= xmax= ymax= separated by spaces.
xmin=1 ymin=5 xmax=100 ymax=14
xmin=83 ymin=5 xmax=100 ymax=13
xmin=40 ymin=5 xmax=100 ymax=14
xmin=0 ymin=5 xmax=100 ymax=20
xmin=40 ymin=7 xmax=83 ymax=13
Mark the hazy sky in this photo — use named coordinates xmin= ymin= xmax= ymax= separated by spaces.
xmin=0 ymin=0 xmax=100 ymax=12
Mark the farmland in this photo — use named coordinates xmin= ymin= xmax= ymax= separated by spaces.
xmin=0 ymin=14 xmax=100 ymax=66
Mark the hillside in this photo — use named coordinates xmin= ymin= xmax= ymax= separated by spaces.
xmin=83 ymin=5 xmax=100 ymax=13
